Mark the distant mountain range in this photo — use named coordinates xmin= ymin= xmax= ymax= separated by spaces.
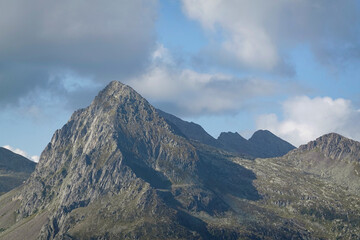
xmin=157 ymin=109 xmax=295 ymax=159
xmin=0 ymin=81 xmax=359 ymax=239
xmin=0 ymin=147 xmax=35 ymax=195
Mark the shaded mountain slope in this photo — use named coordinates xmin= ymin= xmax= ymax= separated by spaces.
xmin=248 ymin=130 xmax=296 ymax=158
xmin=217 ymin=132 xmax=255 ymax=158
xmin=156 ymin=109 xmax=223 ymax=149
xmin=0 ymin=147 xmax=36 ymax=195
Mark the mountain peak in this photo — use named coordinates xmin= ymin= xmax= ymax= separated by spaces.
xmin=317 ymin=132 xmax=349 ymax=143
xmin=218 ymin=131 xmax=247 ymax=141
xmin=98 ymin=80 xmax=127 ymax=96
xmin=17 ymin=81 xmax=201 ymax=227
xmin=94 ymin=81 xmax=141 ymax=105
xmin=298 ymin=132 xmax=360 ymax=161
xmin=251 ymin=129 xmax=273 ymax=138
xmin=247 ymin=130 xmax=295 ymax=158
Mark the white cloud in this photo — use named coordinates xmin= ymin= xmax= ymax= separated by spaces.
xmin=2 ymin=145 xmax=39 ymax=163
xmin=128 ymin=45 xmax=281 ymax=115
xmin=30 ymin=155 xmax=40 ymax=162
xmin=256 ymin=96 xmax=360 ymax=146
xmin=3 ymin=145 xmax=27 ymax=158
xmin=181 ymin=0 xmax=360 ymax=73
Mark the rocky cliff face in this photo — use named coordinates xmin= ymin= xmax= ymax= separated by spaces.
xmin=0 ymin=81 xmax=358 ymax=239
xmin=16 ymin=81 xmax=208 ymax=238
xmin=0 ymin=147 xmax=35 ymax=195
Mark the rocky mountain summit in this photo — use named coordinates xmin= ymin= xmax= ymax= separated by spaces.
xmin=286 ymin=133 xmax=360 ymax=193
xmin=0 ymin=147 xmax=35 ymax=195
xmin=0 ymin=81 xmax=359 ymax=239
xmin=298 ymin=132 xmax=360 ymax=161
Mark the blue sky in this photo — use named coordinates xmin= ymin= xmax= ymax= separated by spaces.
xmin=1 ymin=0 xmax=360 ymax=161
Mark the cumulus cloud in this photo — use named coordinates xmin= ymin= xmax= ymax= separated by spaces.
xmin=2 ymin=145 xmax=39 ymax=162
xmin=0 ymin=0 xmax=158 ymax=107
xmin=256 ymin=96 xmax=360 ymax=146
xmin=181 ymin=0 xmax=360 ymax=73
xmin=129 ymin=44 xmax=296 ymax=116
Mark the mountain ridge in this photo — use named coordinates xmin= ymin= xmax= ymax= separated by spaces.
xmin=157 ymin=110 xmax=295 ymax=159
xmin=0 ymin=147 xmax=36 ymax=195
xmin=0 ymin=81 xmax=359 ymax=239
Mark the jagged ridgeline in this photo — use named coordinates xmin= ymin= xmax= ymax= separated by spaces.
xmin=0 ymin=81 xmax=359 ymax=239
xmin=157 ymin=110 xmax=295 ymax=159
